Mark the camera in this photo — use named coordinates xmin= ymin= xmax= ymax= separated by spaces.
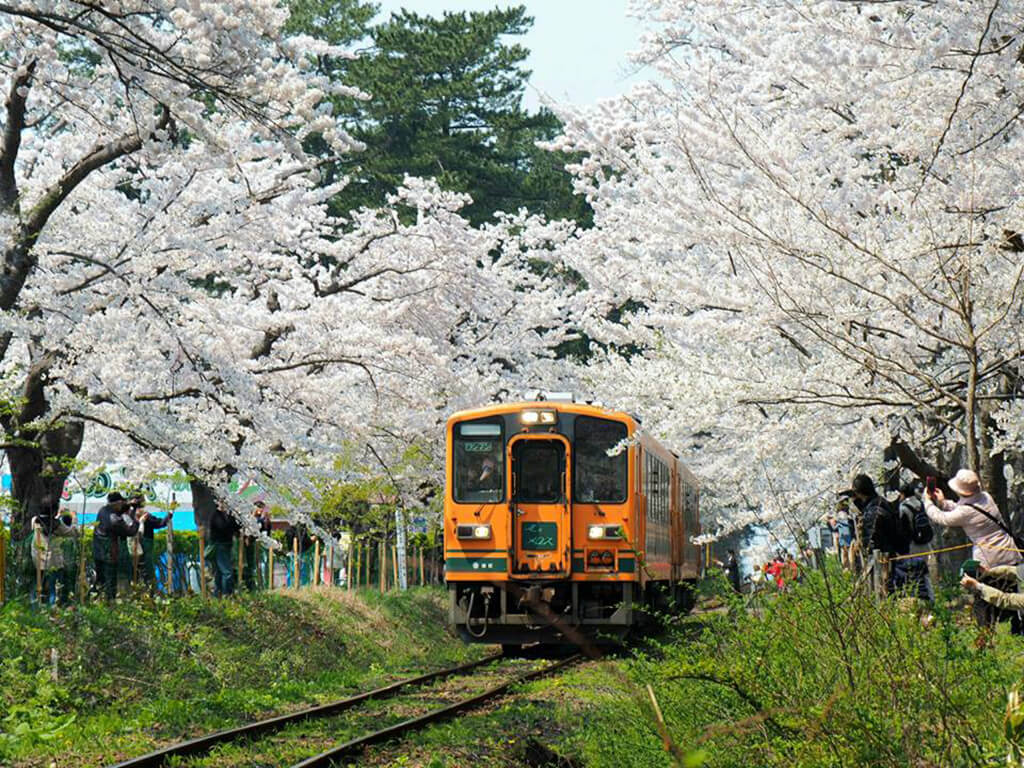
xmin=960 ymin=559 xmax=981 ymax=579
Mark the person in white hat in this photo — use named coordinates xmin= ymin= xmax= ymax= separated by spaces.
xmin=926 ymin=468 xmax=1022 ymax=632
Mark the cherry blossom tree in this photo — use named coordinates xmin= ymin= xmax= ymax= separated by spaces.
xmin=551 ymin=0 xmax=1024 ymax=533
xmin=0 ymin=2 xmax=575 ymax=535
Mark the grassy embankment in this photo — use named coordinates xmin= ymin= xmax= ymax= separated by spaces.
xmin=530 ymin=569 xmax=1024 ymax=768
xmin=371 ymin=568 xmax=1024 ymax=768
xmin=0 ymin=587 xmax=487 ymax=767
xmin=6 ymin=568 xmax=1024 ymax=768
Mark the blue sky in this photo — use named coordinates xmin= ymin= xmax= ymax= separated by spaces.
xmin=373 ymin=1 xmax=648 ymax=110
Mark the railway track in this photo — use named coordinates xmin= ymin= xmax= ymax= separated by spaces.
xmin=108 ymin=651 xmax=580 ymax=768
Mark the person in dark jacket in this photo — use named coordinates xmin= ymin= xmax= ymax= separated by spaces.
xmin=92 ymin=492 xmax=139 ymax=600
xmin=845 ymin=473 xmax=912 ymax=593
xmin=242 ymin=501 xmax=273 ymax=590
xmin=724 ymin=549 xmax=741 ymax=592
xmin=207 ymin=503 xmax=240 ymax=596
xmin=897 ymin=482 xmax=933 ymax=602
xmin=134 ymin=495 xmax=172 ymax=592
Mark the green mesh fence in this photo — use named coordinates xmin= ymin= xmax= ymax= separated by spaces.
xmin=0 ymin=524 xmax=444 ymax=606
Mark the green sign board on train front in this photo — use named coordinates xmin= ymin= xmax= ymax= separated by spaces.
xmin=521 ymin=522 xmax=557 ymax=551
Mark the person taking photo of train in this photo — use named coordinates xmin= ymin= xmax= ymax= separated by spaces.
xmin=924 ymin=468 xmax=1023 ymax=633
xmin=896 ymin=481 xmax=935 ymax=603
xmin=30 ymin=501 xmax=78 ymax=605
xmin=92 ymin=492 xmax=140 ymax=600
xmin=242 ymin=500 xmax=273 ymax=590
xmin=134 ymin=494 xmax=173 ymax=593
xmin=208 ymin=502 xmax=241 ymax=597
xmin=842 ymin=473 xmax=914 ymax=593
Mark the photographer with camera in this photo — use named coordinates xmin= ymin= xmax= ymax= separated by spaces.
xmin=842 ymin=474 xmax=912 ymax=591
xmin=207 ymin=501 xmax=241 ymax=596
xmin=925 ymin=468 xmax=1022 ymax=633
xmin=92 ymin=492 xmax=139 ymax=600
xmin=242 ymin=500 xmax=272 ymax=591
xmin=132 ymin=494 xmax=172 ymax=593
xmin=30 ymin=501 xmax=78 ymax=605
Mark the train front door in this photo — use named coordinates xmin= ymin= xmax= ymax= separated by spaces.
xmin=508 ymin=435 xmax=571 ymax=577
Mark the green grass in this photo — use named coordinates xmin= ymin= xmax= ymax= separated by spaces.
xmin=0 ymin=587 xmax=488 ymax=767
xmin=7 ymin=568 xmax=1022 ymax=768
xmin=537 ymin=568 xmax=1024 ymax=767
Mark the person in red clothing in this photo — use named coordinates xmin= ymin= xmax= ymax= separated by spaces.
xmin=766 ymin=556 xmax=785 ymax=590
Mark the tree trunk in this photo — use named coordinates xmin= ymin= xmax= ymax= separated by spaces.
xmin=189 ymin=478 xmax=218 ymax=530
xmin=981 ymin=405 xmax=1009 ymax=520
xmin=7 ymin=420 xmax=84 ymax=536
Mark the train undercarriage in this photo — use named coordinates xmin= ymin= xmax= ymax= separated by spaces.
xmin=449 ymin=579 xmax=696 ymax=647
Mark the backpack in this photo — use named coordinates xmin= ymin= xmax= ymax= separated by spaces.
xmin=900 ymin=496 xmax=934 ymax=546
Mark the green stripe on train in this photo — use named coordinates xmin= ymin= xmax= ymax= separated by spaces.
xmin=446 ymin=556 xmax=507 ymax=573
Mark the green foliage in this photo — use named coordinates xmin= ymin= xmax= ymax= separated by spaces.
xmin=309 ymin=443 xmax=441 ymax=541
xmin=287 ymin=2 xmax=588 ymax=226
xmin=0 ymin=587 xmax=481 ymax=764
xmin=559 ymin=566 xmax=1024 ymax=767
xmin=284 ymin=0 xmax=377 ymax=45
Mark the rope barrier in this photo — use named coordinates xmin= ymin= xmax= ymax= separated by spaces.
xmin=885 ymin=543 xmax=973 ymax=562
xmin=886 ymin=542 xmax=1024 ymax=563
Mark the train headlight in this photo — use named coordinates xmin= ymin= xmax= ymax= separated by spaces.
xmin=521 ymin=409 xmax=557 ymax=425
xmin=456 ymin=524 xmax=492 ymax=539
xmin=588 ymin=524 xmax=623 ymax=540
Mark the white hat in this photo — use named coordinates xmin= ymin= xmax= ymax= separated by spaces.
xmin=948 ymin=468 xmax=982 ymax=498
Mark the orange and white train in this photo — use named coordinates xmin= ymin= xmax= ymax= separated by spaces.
xmin=444 ymin=399 xmax=701 ymax=649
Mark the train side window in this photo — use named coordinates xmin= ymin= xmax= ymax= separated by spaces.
xmin=574 ymin=417 xmax=628 ymax=503
xmin=453 ymin=420 xmax=505 ymax=503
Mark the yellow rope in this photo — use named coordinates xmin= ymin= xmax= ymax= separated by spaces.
xmin=885 ymin=543 xmax=972 ymax=562
xmin=886 ymin=542 xmax=1024 ymax=562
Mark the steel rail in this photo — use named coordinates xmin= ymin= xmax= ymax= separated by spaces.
xmin=107 ymin=654 xmax=503 ymax=768
xmin=290 ymin=654 xmax=582 ymax=768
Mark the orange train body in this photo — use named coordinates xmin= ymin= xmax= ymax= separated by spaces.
xmin=444 ymin=400 xmax=701 ymax=646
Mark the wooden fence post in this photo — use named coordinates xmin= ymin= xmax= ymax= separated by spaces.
xmin=0 ymin=520 xmax=6 ymax=605
xmin=198 ymin=527 xmax=208 ymax=599
xmin=392 ymin=544 xmax=399 ymax=589
xmin=419 ymin=548 xmax=424 ymax=587
xmin=347 ymin=539 xmax=354 ymax=591
xmin=379 ymin=541 xmax=386 ymax=593
xmin=872 ymin=550 xmax=884 ymax=598
xmin=314 ymin=539 xmax=321 ymax=587
xmin=78 ymin=528 xmax=88 ymax=604
xmin=354 ymin=543 xmax=361 ymax=588
xmin=33 ymin=524 xmax=43 ymax=604
xmin=268 ymin=546 xmax=275 ymax=590
xmin=237 ymin=535 xmax=245 ymax=592
xmin=293 ymin=537 xmax=300 ymax=590
xmin=132 ymin=535 xmax=140 ymax=585
xmin=165 ymin=516 xmax=174 ymax=597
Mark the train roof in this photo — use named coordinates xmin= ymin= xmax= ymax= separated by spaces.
xmin=447 ymin=401 xmax=638 ymax=428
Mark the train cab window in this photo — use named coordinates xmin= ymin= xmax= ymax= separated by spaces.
xmin=574 ymin=417 xmax=628 ymax=503
xmin=514 ymin=441 xmax=564 ymax=503
xmin=453 ymin=420 xmax=505 ymax=503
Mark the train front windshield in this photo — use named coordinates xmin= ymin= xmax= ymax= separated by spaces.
xmin=574 ymin=416 xmax=628 ymax=503
xmin=453 ymin=420 xmax=504 ymax=503
xmin=513 ymin=441 xmax=564 ymax=502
